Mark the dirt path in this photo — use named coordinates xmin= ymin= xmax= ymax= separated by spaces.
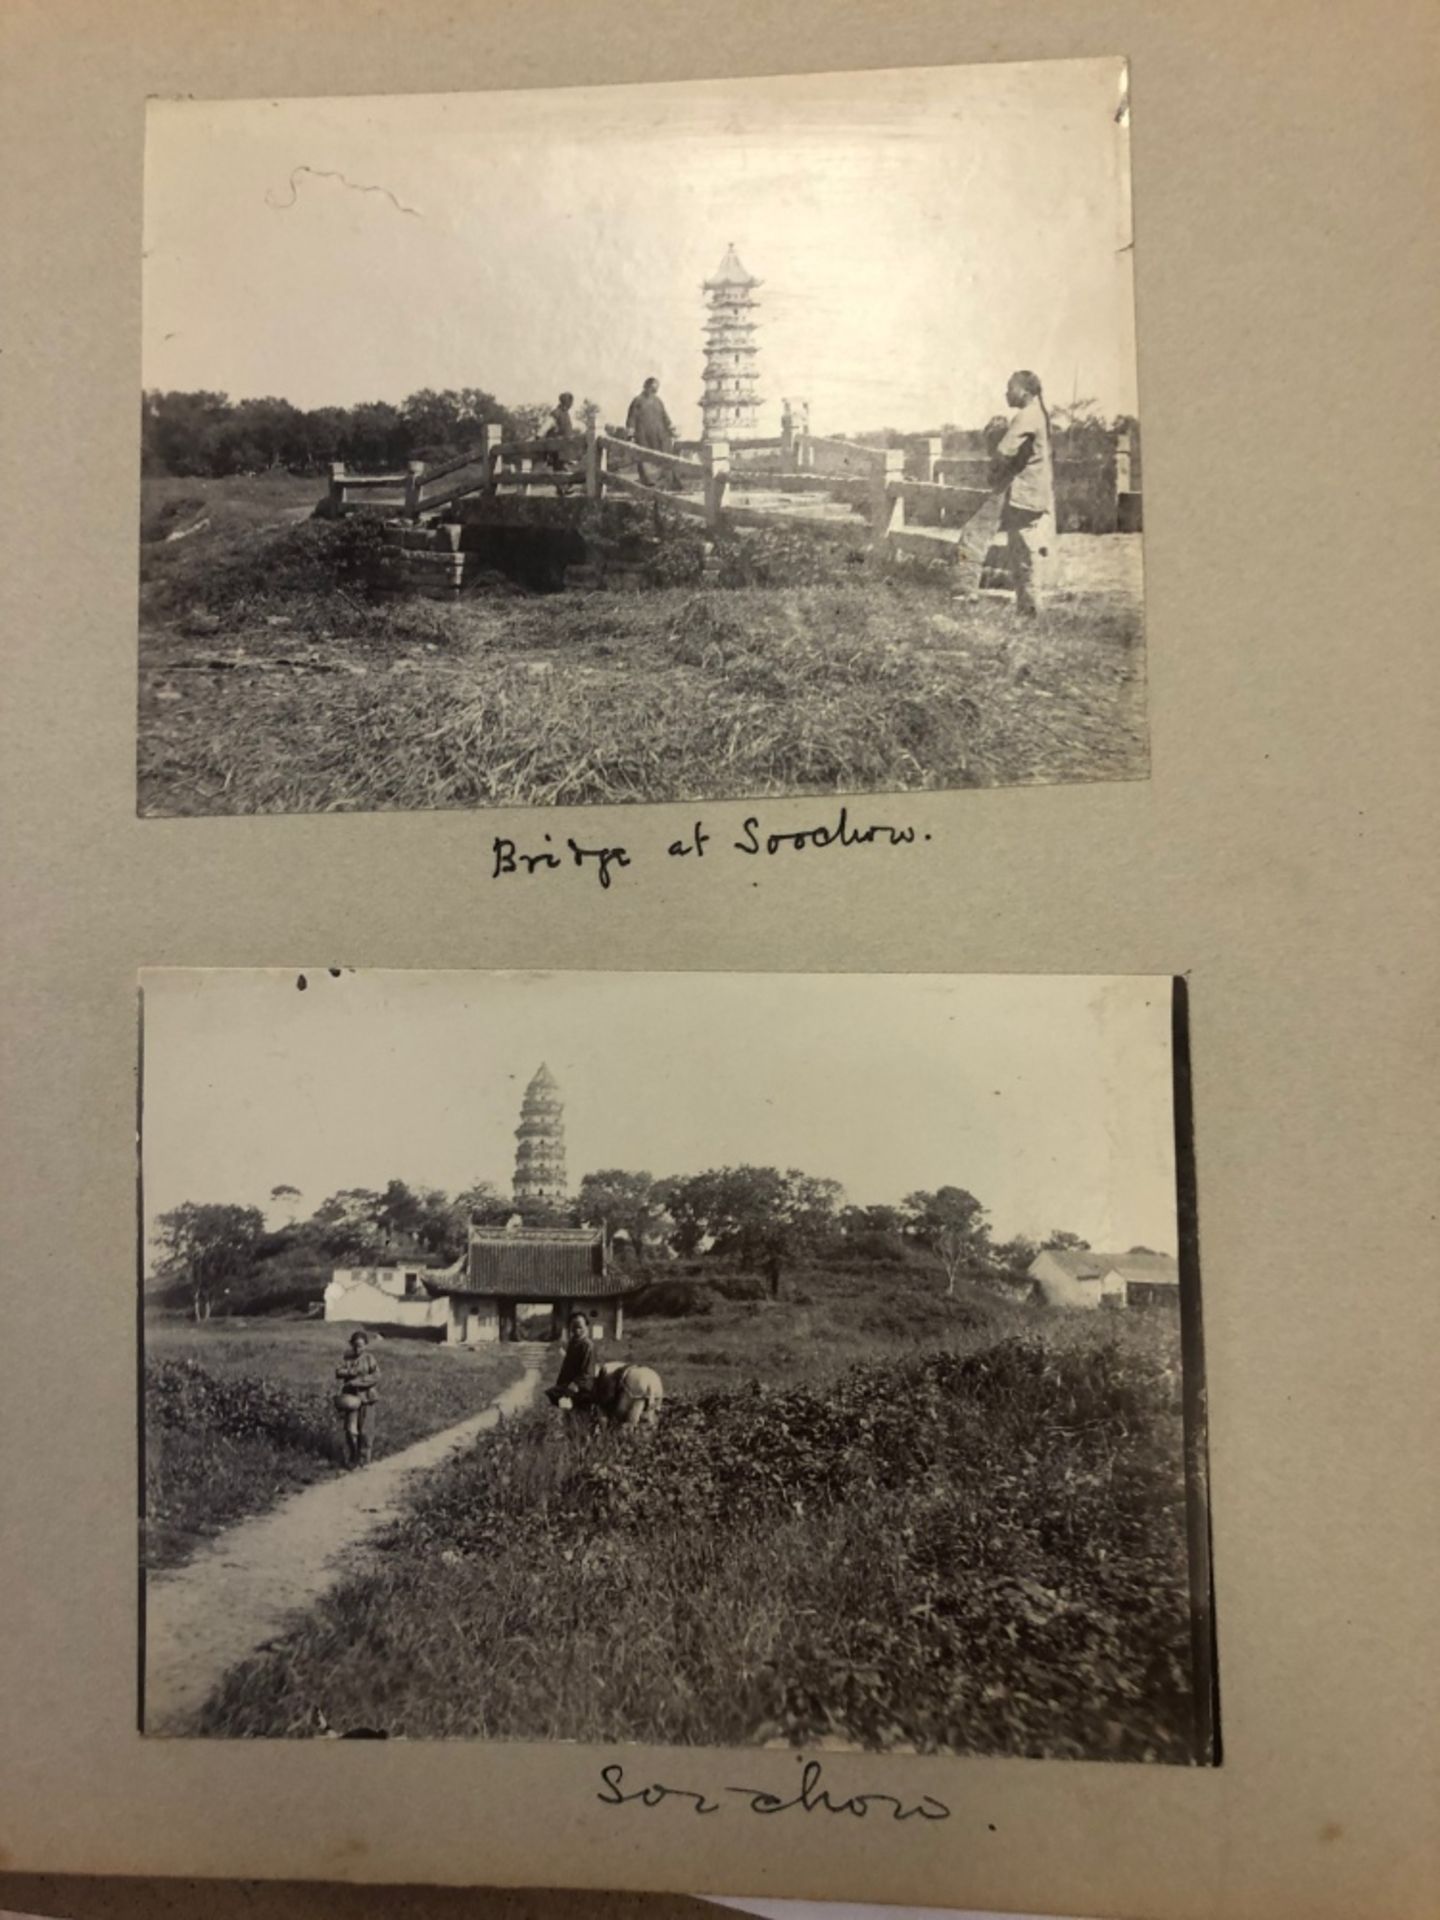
xmin=143 ymin=1356 xmax=542 ymax=1735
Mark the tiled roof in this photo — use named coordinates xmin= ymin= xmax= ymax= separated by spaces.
xmin=433 ymin=1227 xmax=625 ymax=1298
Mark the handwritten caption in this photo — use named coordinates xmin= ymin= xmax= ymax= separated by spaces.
xmin=598 ymin=1758 xmax=952 ymax=1825
xmin=491 ymin=806 xmax=933 ymax=891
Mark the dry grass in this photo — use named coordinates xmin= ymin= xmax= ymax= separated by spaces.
xmin=136 ymin=476 xmax=1147 ymax=815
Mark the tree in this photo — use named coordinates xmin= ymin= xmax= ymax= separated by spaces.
xmin=839 ymin=1203 xmax=907 ymax=1239
xmin=152 ymin=1202 xmax=266 ymax=1320
xmin=1042 ymin=1229 xmax=1090 ymax=1251
xmin=903 ymin=1187 xmax=991 ymax=1297
xmin=576 ymin=1170 xmax=666 ymax=1262
xmin=662 ymin=1166 xmax=843 ymax=1270
xmin=454 ymin=1179 xmax=506 ymax=1223
xmin=309 ymin=1187 xmax=387 ymax=1260
xmin=992 ymin=1233 xmax=1040 ymax=1281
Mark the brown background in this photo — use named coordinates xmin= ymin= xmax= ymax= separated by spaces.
xmin=1 ymin=2 xmax=1437 ymax=1916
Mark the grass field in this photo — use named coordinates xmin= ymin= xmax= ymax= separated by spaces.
xmin=143 ymin=1317 xmax=523 ymax=1571
xmin=184 ymin=1272 xmax=1203 ymax=1761
xmin=136 ymin=474 xmax=1148 ymax=816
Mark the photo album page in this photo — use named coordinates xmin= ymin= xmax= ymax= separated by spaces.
xmin=0 ymin=6 xmax=1435 ymax=1920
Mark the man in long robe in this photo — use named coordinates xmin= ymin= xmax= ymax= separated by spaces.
xmin=625 ymin=376 xmax=677 ymax=488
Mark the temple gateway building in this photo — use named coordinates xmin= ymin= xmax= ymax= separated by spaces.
xmin=325 ymin=1062 xmax=640 ymax=1345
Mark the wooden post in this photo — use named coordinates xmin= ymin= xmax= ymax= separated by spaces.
xmin=703 ymin=439 xmax=730 ymax=528
xmin=585 ymin=428 xmax=608 ymax=502
xmin=483 ymin=422 xmax=505 ymax=495
xmin=916 ymin=437 xmax=942 ymax=484
xmin=1115 ymin=427 xmax=1133 ymax=494
xmin=780 ymin=400 xmax=794 ymax=473
xmin=328 ymin=461 xmax=347 ymax=512
xmin=403 ymin=459 xmax=426 ymax=519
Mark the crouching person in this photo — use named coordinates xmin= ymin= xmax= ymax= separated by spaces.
xmin=545 ymin=1310 xmax=599 ymax=1414
xmin=334 ymin=1328 xmax=379 ymax=1468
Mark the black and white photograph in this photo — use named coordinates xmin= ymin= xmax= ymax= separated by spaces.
xmin=138 ymin=57 xmax=1144 ymax=817
xmin=140 ymin=969 xmax=1213 ymax=1761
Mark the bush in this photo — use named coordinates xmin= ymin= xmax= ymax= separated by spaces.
xmin=628 ymin=1279 xmax=715 ymax=1319
xmin=707 ymin=1271 xmax=768 ymax=1303
xmin=821 ymin=1230 xmax=916 ymax=1268
xmin=146 ymin=1357 xmax=333 ymax=1455
xmin=154 ymin=512 xmax=408 ymax=623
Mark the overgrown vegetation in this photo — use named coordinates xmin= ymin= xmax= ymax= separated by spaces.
xmin=195 ymin=1316 xmax=1199 ymax=1761
xmin=138 ymin=474 xmax=1145 ymax=815
xmin=143 ymin=1322 xmax=523 ymax=1570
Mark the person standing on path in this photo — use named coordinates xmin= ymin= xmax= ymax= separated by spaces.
xmin=334 ymin=1329 xmax=379 ymax=1468
xmin=994 ymin=369 xmax=1058 ymax=617
xmin=625 ymin=376 xmax=679 ymax=489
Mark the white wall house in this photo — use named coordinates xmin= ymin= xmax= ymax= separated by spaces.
xmin=1028 ymin=1248 xmax=1179 ymax=1310
xmin=323 ymin=1262 xmax=456 ymax=1338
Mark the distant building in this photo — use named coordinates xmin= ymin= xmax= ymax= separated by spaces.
xmin=325 ymin=1062 xmax=643 ymax=1345
xmin=513 ymin=1061 xmax=567 ymax=1209
xmin=323 ymin=1258 xmax=454 ymax=1338
xmin=423 ymin=1221 xmax=637 ymax=1344
xmin=1028 ymin=1247 xmax=1180 ymax=1310
xmin=701 ymin=244 xmax=762 ymax=440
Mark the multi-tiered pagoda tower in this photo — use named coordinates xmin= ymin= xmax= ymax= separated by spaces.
xmin=512 ymin=1063 xmax=568 ymax=1208
xmin=701 ymin=244 xmax=762 ymax=440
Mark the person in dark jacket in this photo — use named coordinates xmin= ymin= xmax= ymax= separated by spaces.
xmin=546 ymin=1311 xmax=599 ymax=1410
xmin=334 ymin=1329 xmax=379 ymax=1468
xmin=543 ymin=391 xmax=577 ymax=494
xmin=625 ymin=377 xmax=678 ymax=488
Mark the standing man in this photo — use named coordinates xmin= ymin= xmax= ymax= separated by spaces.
xmin=994 ymin=370 xmax=1057 ymax=616
xmin=625 ymin=376 xmax=678 ymax=489
xmin=546 ymin=1310 xmax=599 ymax=1412
xmin=334 ymin=1328 xmax=379 ymax=1469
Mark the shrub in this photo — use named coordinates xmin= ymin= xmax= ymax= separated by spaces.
xmin=154 ymin=512 xmax=408 ymax=623
xmin=707 ymin=1271 xmax=768 ymax=1303
xmin=146 ymin=1358 xmax=333 ymax=1455
xmin=627 ymin=1279 xmax=715 ymax=1319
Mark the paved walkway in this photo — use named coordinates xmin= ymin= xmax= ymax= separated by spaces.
xmin=144 ymin=1358 xmax=541 ymax=1735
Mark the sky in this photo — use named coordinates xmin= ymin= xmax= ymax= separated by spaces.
xmin=142 ymin=58 xmax=1137 ymax=439
xmin=140 ymin=970 xmax=1178 ymax=1256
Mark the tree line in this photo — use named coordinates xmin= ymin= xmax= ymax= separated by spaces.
xmin=141 ymin=387 xmax=602 ymax=480
xmin=150 ymin=1168 xmax=1100 ymax=1321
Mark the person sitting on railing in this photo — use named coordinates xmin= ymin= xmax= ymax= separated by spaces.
xmin=542 ymin=391 xmax=577 ymax=495
xmin=625 ymin=376 xmax=681 ymax=490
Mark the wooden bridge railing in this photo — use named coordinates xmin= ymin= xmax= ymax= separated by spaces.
xmin=326 ymin=417 xmax=1009 ymax=575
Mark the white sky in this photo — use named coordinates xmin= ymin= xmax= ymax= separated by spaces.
xmin=140 ymin=970 xmax=1177 ymax=1256
xmin=142 ymin=58 xmax=1137 ymax=438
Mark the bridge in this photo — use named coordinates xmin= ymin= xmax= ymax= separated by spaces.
xmin=325 ymin=417 xmax=1012 ymax=593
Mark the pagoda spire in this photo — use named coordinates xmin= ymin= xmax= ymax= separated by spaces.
xmin=700 ymin=242 xmax=763 ymax=440
xmin=513 ymin=1063 xmax=567 ymax=1208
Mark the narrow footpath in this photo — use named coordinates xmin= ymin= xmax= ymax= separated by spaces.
xmin=144 ymin=1357 xmax=542 ymax=1735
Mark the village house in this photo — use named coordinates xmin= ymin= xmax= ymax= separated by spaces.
xmin=1027 ymin=1247 xmax=1180 ymax=1311
xmin=322 ymin=1256 xmax=454 ymax=1338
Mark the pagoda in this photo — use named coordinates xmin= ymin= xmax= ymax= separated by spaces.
xmin=700 ymin=244 xmax=762 ymax=439
xmin=512 ymin=1063 xmax=568 ymax=1208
